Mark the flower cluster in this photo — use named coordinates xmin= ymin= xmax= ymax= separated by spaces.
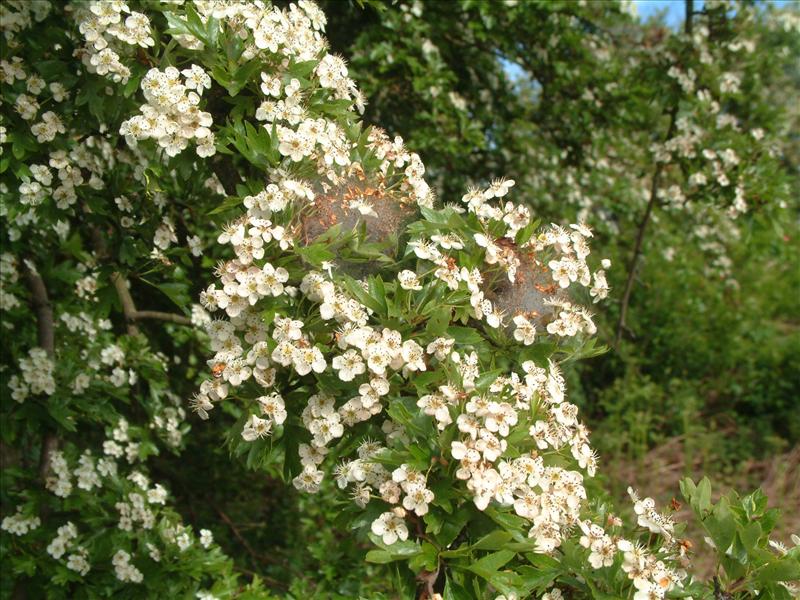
xmin=8 ymin=346 xmax=55 ymax=402
xmin=5 ymin=136 xmax=114 ymax=241
xmin=0 ymin=253 xmax=20 ymax=313
xmin=77 ymin=1 xmax=154 ymax=83
xmin=448 ymin=362 xmax=593 ymax=551
xmin=47 ymin=522 xmax=78 ymax=559
xmin=186 ymin=0 xmax=327 ymax=59
xmin=112 ymin=549 xmax=143 ymax=583
xmin=120 ymin=66 xmax=215 ymax=157
xmin=45 ymin=522 xmax=93 ymax=577
xmin=575 ymin=490 xmax=685 ymax=600
xmin=0 ymin=1 xmax=52 ymax=44
xmin=1 ymin=507 xmax=41 ymax=536
xmin=8 ymin=426 xmax=223 ymax=588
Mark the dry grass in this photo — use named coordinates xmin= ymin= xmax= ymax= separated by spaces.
xmin=609 ymin=439 xmax=800 ymax=580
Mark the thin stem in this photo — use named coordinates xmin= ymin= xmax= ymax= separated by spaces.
xmin=131 ymin=310 xmax=193 ymax=326
xmin=213 ymin=505 xmax=299 ymax=576
xmin=215 ymin=506 xmax=265 ymax=565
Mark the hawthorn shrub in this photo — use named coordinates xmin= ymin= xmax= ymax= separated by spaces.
xmin=0 ymin=1 xmax=797 ymax=600
xmin=318 ymin=0 xmax=800 ymax=463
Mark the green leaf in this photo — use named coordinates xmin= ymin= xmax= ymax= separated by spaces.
xmin=471 ymin=530 xmax=512 ymax=551
xmin=474 ymin=368 xmax=503 ymax=392
xmin=154 ymin=281 xmax=191 ymax=310
xmin=341 ymin=276 xmax=385 ymax=314
xmin=228 ymin=61 xmax=264 ymax=96
xmin=443 ymin=576 xmax=473 ymax=600
xmin=47 ymin=400 xmax=78 ymax=432
xmin=514 ymin=219 xmax=540 ymax=246
xmin=296 ymin=242 xmax=336 ymax=267
xmin=739 ymin=521 xmax=762 ymax=553
xmin=446 ymin=326 xmax=485 ymax=345
xmin=468 ymin=550 xmax=515 ymax=580
xmin=207 ymin=195 xmax=243 ymax=215
xmin=516 ymin=565 xmax=558 ymax=595
xmin=408 ymin=542 xmax=438 ymax=573
xmin=365 ymin=549 xmax=394 ymax=564
xmin=368 ymin=276 xmax=387 ymax=314
xmin=696 ymin=477 xmax=713 ymax=513
xmin=484 ymin=506 xmax=527 ymax=536
xmin=122 ymin=74 xmax=141 ymax=98
xmin=163 ymin=12 xmax=192 ymax=38
xmin=757 ymin=557 xmax=800 ymax=585
xmin=436 ymin=507 xmax=471 ymax=548
xmin=423 ymin=510 xmax=444 ymax=536
xmin=741 ymin=488 xmax=768 ymax=519
xmin=366 ymin=535 xmax=422 ymax=563
xmin=705 ymin=498 xmax=736 ymax=556
xmin=288 ymin=60 xmax=318 ymax=79
xmin=489 ymin=570 xmax=525 ymax=596
xmin=426 ymin=306 xmax=452 ymax=337
xmin=386 ymin=398 xmax=429 ymax=440
xmin=419 ymin=206 xmax=467 ymax=231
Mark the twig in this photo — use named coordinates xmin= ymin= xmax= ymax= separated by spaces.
xmin=92 ymin=228 xmax=191 ymax=333
xmin=22 ymin=261 xmax=59 ymax=482
xmin=417 ymin=566 xmax=440 ymax=600
xmin=213 ymin=504 xmax=307 ymax=586
xmin=231 ymin=565 xmax=288 ymax=590
xmin=214 ymin=505 xmax=286 ymax=569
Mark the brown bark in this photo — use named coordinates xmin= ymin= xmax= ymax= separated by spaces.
xmin=22 ymin=262 xmax=59 ymax=482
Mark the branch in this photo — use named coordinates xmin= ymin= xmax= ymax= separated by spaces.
xmin=614 ymin=160 xmax=665 ymax=347
xmin=111 ymin=272 xmax=141 ymax=336
xmin=111 ymin=275 xmax=193 ymax=329
xmin=91 ymin=227 xmax=191 ymax=333
xmin=417 ymin=566 xmax=440 ymax=600
xmin=22 ymin=261 xmax=59 ymax=482
xmin=614 ymin=1 xmax=694 ymax=347
xmin=38 ymin=436 xmax=60 ymax=482
xmin=131 ymin=310 xmax=193 ymax=326
xmin=685 ymin=0 xmax=694 ymax=35
xmin=24 ymin=265 xmax=54 ymax=357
